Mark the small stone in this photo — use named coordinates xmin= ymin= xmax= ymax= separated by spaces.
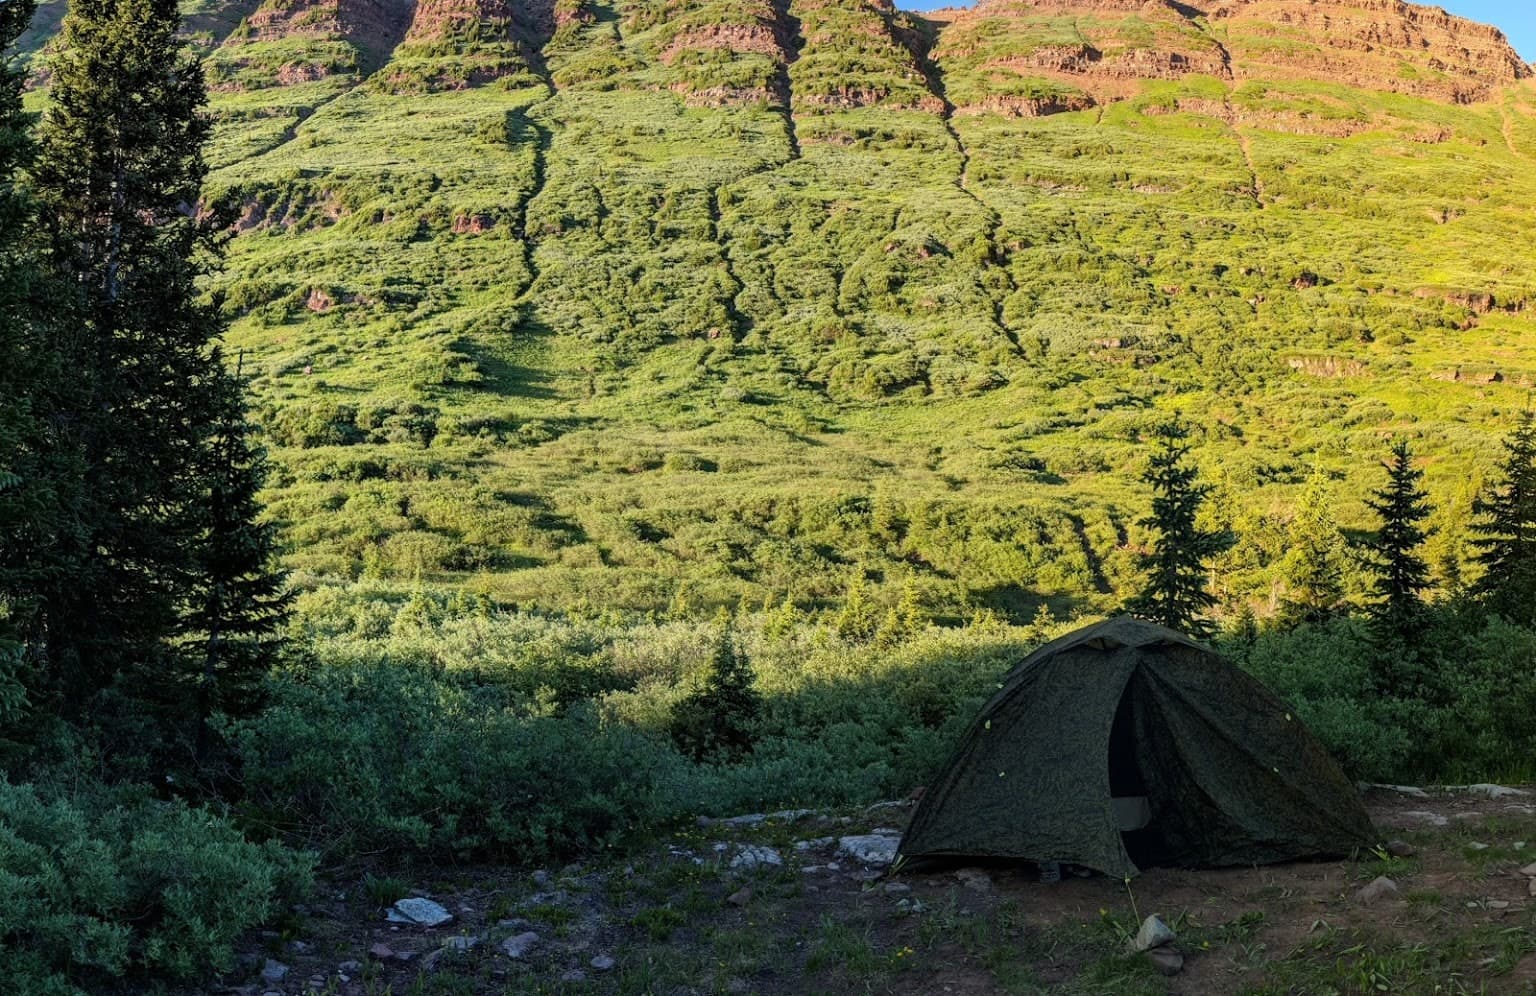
xmin=1133 ymin=915 xmax=1176 ymax=952
xmin=442 ymin=935 xmax=480 ymax=952
xmin=590 ymin=954 xmax=616 ymax=972
xmin=882 ymin=882 xmax=912 ymax=895
xmin=391 ymin=897 xmax=453 ymax=928
xmin=500 ymin=931 xmax=539 ymax=960
xmin=1488 ymin=900 xmax=1511 ymax=909
xmin=1385 ymin=840 xmax=1416 ymax=858
xmin=288 ymin=940 xmax=313 ymax=954
xmin=338 ymin=961 xmax=361 ymax=974
xmin=532 ymin=869 xmax=552 ymax=888
xmin=368 ymin=943 xmax=395 ymax=961
xmin=955 ymin=868 xmax=993 ymax=893
xmin=260 ymin=960 xmax=289 ymax=984
xmin=1469 ymin=842 xmax=1490 ymax=851
xmin=727 ymin=887 xmax=753 ymax=907
xmin=561 ymin=969 xmax=587 ymax=983
xmin=1519 ymin=862 xmax=1536 ymax=877
xmin=1401 ymin=811 xmax=1450 ymax=827
xmin=837 ymin=834 xmax=901 ymax=867
xmin=1146 ymin=947 xmax=1185 ymax=976
xmin=794 ymin=837 xmax=835 ymax=852
xmin=1356 ymin=876 xmax=1399 ymax=904
xmin=1528 ymin=879 xmax=1536 ymax=897
xmin=730 ymin=845 xmax=782 ymax=870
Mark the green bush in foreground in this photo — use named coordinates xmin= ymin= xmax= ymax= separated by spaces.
xmin=0 ymin=779 xmax=313 ymax=995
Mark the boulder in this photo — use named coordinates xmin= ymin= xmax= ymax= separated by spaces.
xmin=730 ymin=845 xmax=782 ymax=870
xmin=390 ymin=897 xmax=453 ymax=927
xmin=1146 ymin=947 xmax=1184 ymax=976
xmin=1356 ymin=876 xmax=1399 ymax=904
xmin=500 ymin=932 xmax=539 ymax=960
xmin=1133 ymin=915 xmax=1176 ymax=952
xmin=837 ymin=834 xmax=900 ymax=867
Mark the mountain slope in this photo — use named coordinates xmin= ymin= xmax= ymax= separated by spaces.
xmin=15 ymin=0 xmax=1536 ymax=619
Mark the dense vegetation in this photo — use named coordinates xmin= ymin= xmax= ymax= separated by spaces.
xmin=4 ymin=1 xmax=1536 ymax=992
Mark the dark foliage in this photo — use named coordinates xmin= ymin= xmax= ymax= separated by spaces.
xmin=1471 ymin=408 xmax=1536 ymax=626
xmin=1360 ymin=440 xmax=1433 ymax=685
xmin=1127 ymin=419 xmax=1233 ymax=639
xmin=669 ymin=629 xmax=762 ymax=762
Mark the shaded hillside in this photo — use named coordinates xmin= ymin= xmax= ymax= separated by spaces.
xmin=16 ymin=0 xmax=1536 ymax=618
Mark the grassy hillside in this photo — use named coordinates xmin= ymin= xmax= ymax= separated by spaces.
xmin=18 ymin=0 xmax=1536 ymax=622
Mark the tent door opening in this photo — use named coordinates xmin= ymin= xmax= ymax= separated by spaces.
xmin=1108 ymin=685 xmax=1168 ymax=869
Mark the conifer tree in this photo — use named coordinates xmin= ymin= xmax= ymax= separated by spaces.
xmin=28 ymin=0 xmax=283 ymax=738
xmin=1361 ymin=440 xmax=1433 ymax=653
xmin=1280 ymin=472 xmax=1347 ymax=622
xmin=669 ymin=618 xmax=761 ymax=762
xmin=1127 ymin=419 xmax=1234 ymax=639
xmin=1470 ymin=408 xmax=1536 ymax=626
xmin=0 ymin=0 xmax=47 ymax=725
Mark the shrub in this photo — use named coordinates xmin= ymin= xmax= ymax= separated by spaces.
xmin=0 ymin=780 xmax=313 ymax=994
xmin=669 ymin=632 xmax=761 ymax=762
xmin=231 ymin=655 xmax=690 ymax=861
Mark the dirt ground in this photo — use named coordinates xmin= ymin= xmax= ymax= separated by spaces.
xmin=216 ymin=786 xmax=1536 ymax=996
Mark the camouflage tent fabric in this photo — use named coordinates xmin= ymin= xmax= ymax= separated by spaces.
xmin=898 ymin=616 xmax=1377 ymax=878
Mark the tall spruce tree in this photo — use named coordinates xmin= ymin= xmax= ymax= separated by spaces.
xmin=1361 ymin=440 xmax=1433 ymax=657
xmin=0 ymin=0 xmax=45 ymax=727
xmin=1127 ymin=419 xmax=1234 ymax=639
xmin=29 ymin=0 xmax=283 ymax=745
xmin=1470 ymin=408 xmax=1536 ymax=626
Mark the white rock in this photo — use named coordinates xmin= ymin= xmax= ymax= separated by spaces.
xmin=392 ymin=897 xmax=454 ymax=927
xmin=768 ymin=809 xmax=815 ymax=822
xmin=794 ymin=837 xmax=835 ymax=852
xmin=561 ymin=969 xmax=587 ymax=983
xmin=1469 ymin=842 xmax=1490 ymax=851
xmin=1466 ymin=784 xmax=1530 ymax=799
xmin=500 ymin=931 xmax=539 ymax=960
xmin=1364 ymin=783 xmax=1430 ymax=798
xmin=591 ymin=954 xmax=616 ymax=972
xmin=730 ymin=845 xmax=783 ymax=870
xmin=838 ymin=834 xmax=901 ymax=867
xmin=1133 ymin=915 xmax=1176 ymax=952
xmin=1401 ymin=811 xmax=1450 ymax=827
xmin=1518 ymin=862 xmax=1536 ymax=877
xmin=1356 ymin=876 xmax=1399 ymax=905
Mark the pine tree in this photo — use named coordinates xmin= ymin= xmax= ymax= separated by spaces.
xmin=1279 ymin=472 xmax=1347 ymax=622
xmin=1361 ymin=440 xmax=1433 ymax=654
xmin=1470 ymin=408 xmax=1536 ymax=626
xmin=27 ymin=0 xmax=283 ymax=740
xmin=669 ymin=626 xmax=761 ymax=762
xmin=1127 ymin=419 xmax=1234 ymax=639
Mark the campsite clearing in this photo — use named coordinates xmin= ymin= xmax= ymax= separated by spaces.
xmin=216 ymin=786 xmax=1536 ymax=995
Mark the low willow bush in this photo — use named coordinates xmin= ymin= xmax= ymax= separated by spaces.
xmin=0 ymin=780 xmax=313 ymax=995
xmin=1231 ymin=606 xmax=1536 ymax=784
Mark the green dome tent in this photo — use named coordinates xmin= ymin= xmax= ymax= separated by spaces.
xmin=898 ymin=616 xmax=1376 ymax=878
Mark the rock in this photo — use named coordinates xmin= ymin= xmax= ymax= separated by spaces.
xmin=561 ymin=969 xmax=587 ymax=983
xmin=591 ymin=954 xmax=616 ymax=972
xmin=1488 ymin=900 xmax=1511 ymax=909
xmin=838 ymin=834 xmax=901 ymax=867
xmin=730 ymin=845 xmax=783 ymax=870
xmin=338 ymin=961 xmax=362 ymax=974
xmin=794 ymin=837 xmax=835 ymax=852
xmin=500 ymin=931 xmax=539 ymax=960
xmin=768 ymin=808 xmax=816 ymax=822
xmin=1386 ymin=840 xmax=1416 ymax=858
xmin=955 ymin=868 xmax=993 ymax=893
xmin=701 ymin=813 xmax=767 ymax=829
xmin=1146 ymin=947 xmax=1185 ymax=976
xmin=391 ymin=897 xmax=454 ymax=927
xmin=1529 ymin=878 xmax=1536 ymax=897
xmin=1356 ymin=876 xmax=1399 ymax=904
xmin=727 ymin=979 xmax=751 ymax=994
xmin=727 ymin=887 xmax=753 ymax=907
xmin=442 ymin=935 xmax=480 ymax=952
xmin=1401 ymin=811 xmax=1450 ymax=827
xmin=1366 ymin=783 xmax=1430 ymax=798
xmin=532 ymin=869 xmax=552 ymax=888
xmin=260 ymin=959 xmax=289 ymax=984
xmin=288 ymin=939 xmax=313 ymax=954
xmin=1133 ymin=915 xmax=1177 ymax=952
xmin=883 ymin=882 xmax=912 ymax=895
xmin=1466 ymin=784 xmax=1529 ymax=799
xmin=1469 ymin=842 xmax=1490 ymax=851
xmin=848 ymin=869 xmax=883 ymax=883
xmin=368 ymin=943 xmax=395 ymax=961
xmin=1519 ymin=862 xmax=1536 ymax=877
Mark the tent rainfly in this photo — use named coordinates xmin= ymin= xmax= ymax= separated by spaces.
xmin=898 ymin=616 xmax=1376 ymax=878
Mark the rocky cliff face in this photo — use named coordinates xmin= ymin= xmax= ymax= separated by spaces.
xmin=928 ymin=0 xmax=1529 ymax=116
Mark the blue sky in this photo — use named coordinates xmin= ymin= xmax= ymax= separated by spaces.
xmin=902 ymin=2 xmax=1536 ymax=62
